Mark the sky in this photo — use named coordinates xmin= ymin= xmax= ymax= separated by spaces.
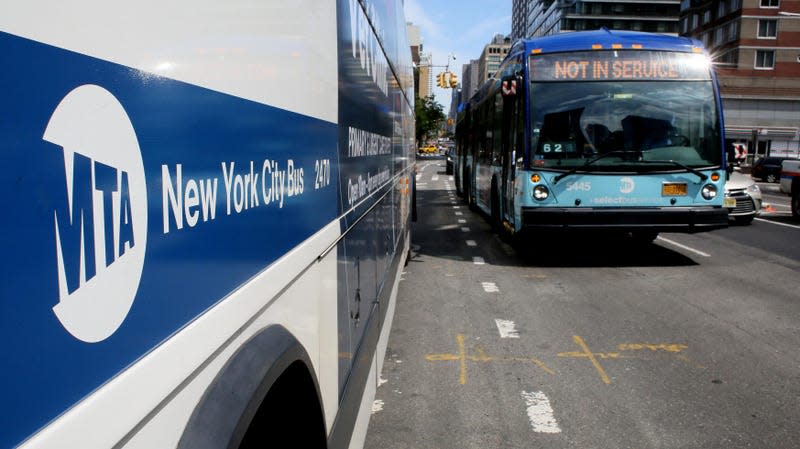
xmin=403 ymin=0 xmax=512 ymax=110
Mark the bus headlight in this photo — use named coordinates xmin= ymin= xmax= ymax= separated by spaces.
xmin=533 ymin=185 xmax=550 ymax=201
xmin=701 ymin=184 xmax=718 ymax=200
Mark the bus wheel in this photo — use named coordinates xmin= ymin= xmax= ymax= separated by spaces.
xmin=239 ymin=362 xmax=326 ymax=449
xmin=491 ymin=181 xmax=501 ymax=230
xmin=630 ymin=231 xmax=658 ymax=244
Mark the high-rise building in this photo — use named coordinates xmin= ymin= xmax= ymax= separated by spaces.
xmin=418 ymin=52 xmax=433 ymax=99
xmin=407 ymin=22 xmax=423 ymax=99
xmin=478 ymin=34 xmax=512 ymax=85
xmin=512 ymin=0 xmax=530 ymax=39
xmin=514 ymin=0 xmax=682 ymax=37
xmin=460 ymin=59 xmax=481 ymax=101
xmin=681 ymin=0 xmax=800 ymax=158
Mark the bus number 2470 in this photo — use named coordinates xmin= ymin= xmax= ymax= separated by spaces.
xmin=314 ymin=159 xmax=331 ymax=189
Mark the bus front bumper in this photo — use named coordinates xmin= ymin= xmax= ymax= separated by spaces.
xmin=520 ymin=206 xmax=728 ymax=233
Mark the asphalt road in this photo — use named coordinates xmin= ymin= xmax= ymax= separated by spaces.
xmin=364 ymin=160 xmax=800 ymax=449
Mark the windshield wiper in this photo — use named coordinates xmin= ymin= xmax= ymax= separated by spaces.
xmin=552 ymin=150 xmax=631 ymax=184
xmin=637 ymin=159 xmax=708 ymax=182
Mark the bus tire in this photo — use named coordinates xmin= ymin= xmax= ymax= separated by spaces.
xmin=791 ymin=180 xmax=800 ymax=221
xmin=178 ymin=326 xmax=326 ymax=449
xmin=631 ymin=231 xmax=658 ymax=244
xmin=491 ymin=179 xmax=501 ymax=230
xmin=463 ymin=169 xmax=473 ymax=209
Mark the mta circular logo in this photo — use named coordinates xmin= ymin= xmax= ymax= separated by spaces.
xmin=619 ymin=177 xmax=635 ymax=194
xmin=43 ymin=85 xmax=148 ymax=343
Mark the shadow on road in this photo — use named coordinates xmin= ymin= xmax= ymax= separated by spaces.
xmin=412 ymin=188 xmax=700 ymax=269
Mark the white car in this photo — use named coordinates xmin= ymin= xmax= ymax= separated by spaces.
xmin=779 ymin=159 xmax=800 ymax=219
xmin=724 ymin=171 xmax=762 ymax=224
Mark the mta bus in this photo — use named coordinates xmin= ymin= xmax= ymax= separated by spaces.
xmin=0 ymin=1 xmax=414 ymax=447
xmin=455 ymin=30 xmax=728 ymax=243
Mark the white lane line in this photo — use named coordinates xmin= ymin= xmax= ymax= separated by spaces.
xmin=453 ymin=205 xmax=461 ymax=209
xmin=461 ymin=227 xmax=471 ymax=232
xmin=755 ymin=217 xmax=800 ymax=229
xmin=521 ymin=391 xmax=561 ymax=434
xmin=494 ymin=319 xmax=519 ymax=338
xmin=458 ymin=219 xmax=467 ymax=223
xmin=455 ymin=212 xmax=463 ymax=216
xmin=481 ymin=282 xmax=499 ymax=293
xmin=466 ymin=240 xmax=477 ymax=247
xmin=431 ymin=175 xmax=439 ymax=181
xmin=656 ymin=236 xmax=711 ymax=258
xmin=473 ymin=256 xmax=485 ymax=265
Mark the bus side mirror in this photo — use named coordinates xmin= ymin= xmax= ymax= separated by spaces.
xmin=501 ymin=76 xmax=518 ymax=97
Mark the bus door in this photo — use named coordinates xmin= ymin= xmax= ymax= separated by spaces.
xmin=501 ymin=76 xmax=521 ymax=224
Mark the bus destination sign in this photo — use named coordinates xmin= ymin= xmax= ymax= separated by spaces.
xmin=531 ymin=51 xmax=711 ymax=82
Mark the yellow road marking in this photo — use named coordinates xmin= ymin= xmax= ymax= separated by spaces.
xmin=426 ymin=333 xmax=555 ymax=385
xmin=558 ymin=335 xmax=612 ymax=385
xmin=618 ymin=343 xmax=688 ymax=353
xmin=457 ymin=333 xmax=467 ymax=385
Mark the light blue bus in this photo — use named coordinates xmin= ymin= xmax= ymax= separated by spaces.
xmin=455 ymin=30 xmax=728 ymax=243
xmin=0 ymin=1 xmax=414 ymax=447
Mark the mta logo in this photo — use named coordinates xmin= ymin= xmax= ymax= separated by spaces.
xmin=44 ymin=85 xmax=148 ymax=343
xmin=53 ymin=153 xmax=135 ymax=294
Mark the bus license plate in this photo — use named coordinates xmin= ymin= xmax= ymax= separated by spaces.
xmin=724 ymin=197 xmax=737 ymax=208
xmin=662 ymin=183 xmax=687 ymax=196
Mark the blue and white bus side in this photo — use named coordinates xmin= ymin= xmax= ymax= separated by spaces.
xmin=0 ymin=1 xmax=414 ymax=448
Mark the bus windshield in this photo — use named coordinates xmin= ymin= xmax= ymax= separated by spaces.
xmin=528 ymin=51 xmax=721 ymax=172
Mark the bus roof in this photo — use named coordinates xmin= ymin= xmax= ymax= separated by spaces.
xmin=515 ymin=29 xmax=705 ymax=56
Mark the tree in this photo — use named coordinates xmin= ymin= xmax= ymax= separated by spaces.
xmin=415 ymin=95 xmax=445 ymax=147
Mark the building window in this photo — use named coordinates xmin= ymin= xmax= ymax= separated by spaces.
xmin=758 ymin=20 xmax=777 ymax=38
xmin=760 ymin=0 xmax=779 ymax=7
xmin=704 ymin=10 xmax=712 ymax=24
xmin=714 ymin=49 xmax=739 ymax=66
xmin=728 ymin=20 xmax=740 ymax=41
xmin=718 ymin=0 xmax=727 ymax=17
xmin=731 ymin=0 xmax=741 ymax=9
xmin=755 ymin=50 xmax=775 ymax=69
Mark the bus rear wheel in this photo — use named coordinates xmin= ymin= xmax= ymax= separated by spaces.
xmin=630 ymin=231 xmax=658 ymax=244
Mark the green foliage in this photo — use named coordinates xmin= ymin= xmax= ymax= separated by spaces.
xmin=415 ymin=95 xmax=445 ymax=145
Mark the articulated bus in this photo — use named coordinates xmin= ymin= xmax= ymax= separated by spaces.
xmin=455 ymin=30 xmax=728 ymax=243
xmin=0 ymin=1 xmax=414 ymax=448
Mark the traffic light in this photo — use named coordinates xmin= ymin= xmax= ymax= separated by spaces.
xmin=449 ymin=73 xmax=458 ymax=88
xmin=436 ymin=72 xmax=446 ymax=88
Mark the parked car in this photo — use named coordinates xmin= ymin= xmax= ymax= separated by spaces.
xmin=779 ymin=159 xmax=800 ymax=220
xmin=724 ymin=171 xmax=762 ymax=224
xmin=751 ymin=156 xmax=788 ymax=183
xmin=444 ymin=149 xmax=454 ymax=174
